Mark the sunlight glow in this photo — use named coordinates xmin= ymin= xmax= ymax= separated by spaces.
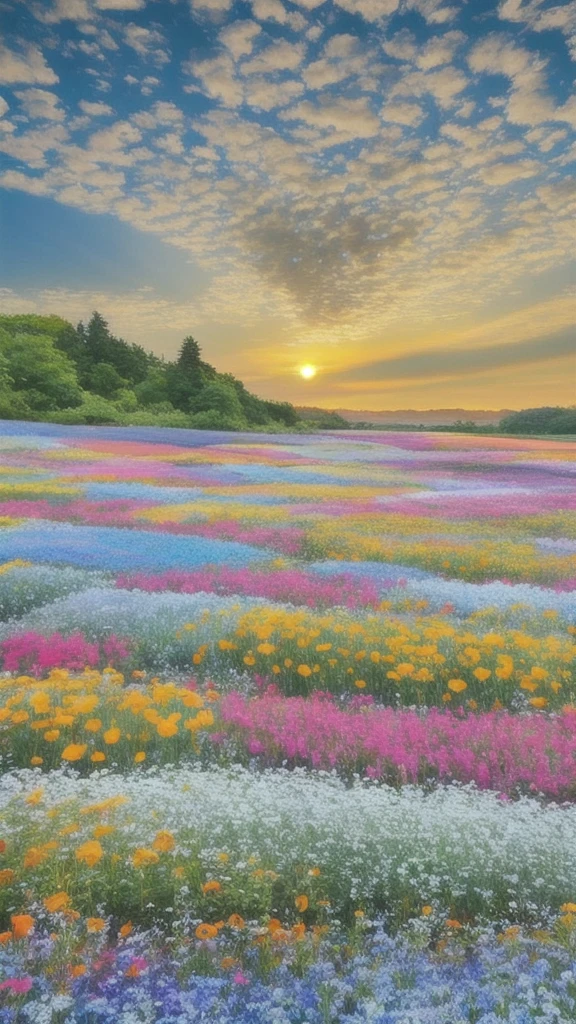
xmin=299 ymin=364 xmax=317 ymax=380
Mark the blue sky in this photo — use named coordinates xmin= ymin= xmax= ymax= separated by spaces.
xmin=0 ymin=0 xmax=574 ymax=409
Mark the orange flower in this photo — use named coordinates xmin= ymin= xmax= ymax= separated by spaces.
xmin=354 ymin=910 xmax=365 ymax=919
xmin=447 ymin=679 xmax=467 ymax=693
xmin=84 ymin=719 xmax=102 ymax=732
xmin=103 ymin=727 xmax=121 ymax=745
xmin=75 ymin=840 xmax=103 ymax=867
xmin=30 ymin=756 xmax=43 ymax=766
xmin=561 ymin=903 xmax=576 ymax=913
xmin=227 ymin=913 xmax=245 ymax=929
xmin=152 ymin=830 xmax=175 ymax=853
xmin=297 ymin=665 xmax=312 ymax=678
xmin=125 ymin=963 xmax=142 ymax=977
xmin=529 ymin=696 xmax=548 ymax=709
xmin=11 ymin=914 xmax=34 ymax=939
xmin=86 ymin=917 xmax=106 ymax=933
xmin=61 ymin=744 xmax=87 ymax=762
xmin=354 ymin=680 xmax=366 ymax=689
xmin=25 ymin=789 xmax=44 ymax=806
xmin=195 ymin=923 xmax=218 ymax=940
xmin=0 ymin=840 xmax=5 ymax=853
xmin=446 ymin=919 xmax=462 ymax=929
xmin=43 ymin=892 xmax=71 ymax=913
xmin=220 ymin=956 xmax=237 ymax=969
xmin=132 ymin=848 xmax=159 ymax=869
xmin=202 ymin=880 xmax=221 ymax=894
xmin=91 ymin=752 xmax=106 ymax=763
xmin=43 ymin=729 xmax=60 ymax=743
xmin=70 ymin=964 xmax=87 ymax=977
xmin=119 ymin=921 xmax=132 ymax=938
xmin=0 ymin=931 xmax=12 ymax=944
xmin=292 ymin=922 xmax=306 ymax=939
xmin=422 ymin=905 xmax=433 ymax=917
xmin=295 ymin=894 xmax=308 ymax=913
xmin=308 ymin=867 xmax=321 ymax=877
xmin=0 ymin=869 xmax=15 ymax=886
xmin=134 ymin=751 xmax=146 ymax=763
xmin=473 ymin=668 xmax=491 ymax=681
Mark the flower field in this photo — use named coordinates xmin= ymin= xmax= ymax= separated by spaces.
xmin=0 ymin=421 xmax=574 ymax=1023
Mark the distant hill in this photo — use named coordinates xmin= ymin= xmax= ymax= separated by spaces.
xmin=297 ymin=407 xmax=513 ymax=426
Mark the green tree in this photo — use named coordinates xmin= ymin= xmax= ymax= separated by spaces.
xmin=192 ymin=379 xmax=247 ymax=423
xmin=88 ymin=362 xmax=128 ymax=399
xmin=167 ymin=337 xmax=212 ymax=412
xmin=0 ymin=329 xmax=82 ymax=410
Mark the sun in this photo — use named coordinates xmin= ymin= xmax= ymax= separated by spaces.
xmin=299 ymin=364 xmax=317 ymax=380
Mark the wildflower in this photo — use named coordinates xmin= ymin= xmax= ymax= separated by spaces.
xmin=84 ymin=718 xmax=102 ymax=732
xmin=119 ymin=922 xmax=132 ymax=938
xmin=447 ymin=679 xmax=467 ymax=693
xmin=70 ymin=965 xmax=87 ymax=977
xmin=30 ymin=756 xmax=43 ymax=765
xmin=132 ymin=848 xmax=160 ymax=868
xmin=61 ymin=744 xmax=87 ymax=762
xmin=297 ymin=665 xmax=312 ymax=678
xmin=91 ymin=752 xmax=106 ymax=762
xmin=446 ymin=919 xmax=462 ymax=929
xmin=473 ymin=668 xmax=491 ymax=681
xmin=227 ymin=914 xmax=245 ymax=929
xmin=86 ymin=917 xmax=106 ymax=933
xmin=195 ymin=923 xmax=218 ymax=940
xmin=295 ymin=894 xmax=309 ymax=913
xmin=202 ymin=880 xmax=221 ymax=894
xmin=152 ymin=830 xmax=175 ymax=853
xmin=560 ymin=903 xmax=576 ymax=913
xmin=75 ymin=840 xmax=104 ymax=867
xmin=134 ymin=751 xmax=146 ymax=763
xmin=529 ymin=697 xmax=548 ymax=709
xmin=11 ymin=914 xmax=34 ymax=939
xmin=354 ymin=680 xmax=366 ymax=689
xmin=0 ymin=869 xmax=15 ymax=885
xmin=43 ymin=892 xmax=70 ymax=913
xmin=103 ymin=727 xmax=121 ymax=744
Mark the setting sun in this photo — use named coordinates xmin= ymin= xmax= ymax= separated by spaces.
xmin=299 ymin=364 xmax=317 ymax=380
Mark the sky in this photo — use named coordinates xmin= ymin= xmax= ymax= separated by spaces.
xmin=0 ymin=0 xmax=574 ymax=411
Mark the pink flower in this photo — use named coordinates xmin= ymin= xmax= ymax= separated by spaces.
xmin=0 ymin=977 xmax=33 ymax=994
xmin=233 ymin=971 xmax=249 ymax=985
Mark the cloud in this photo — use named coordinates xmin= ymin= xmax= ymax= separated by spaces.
xmin=328 ymin=325 xmax=576 ymax=383
xmin=498 ymin=0 xmax=576 ymax=60
xmin=280 ymin=96 xmax=381 ymax=140
xmin=189 ymin=0 xmax=233 ymax=13
xmin=0 ymin=41 xmax=58 ymax=85
xmin=241 ymin=40 xmax=305 ymax=74
xmin=219 ymin=20 xmax=261 ymax=60
xmin=186 ymin=54 xmax=243 ymax=106
xmin=244 ymin=77 xmax=304 ymax=110
xmin=123 ymin=23 xmax=170 ymax=63
xmin=96 ymin=0 xmax=146 ymax=8
xmin=382 ymin=100 xmax=424 ymax=125
xmin=479 ymin=158 xmax=541 ymax=185
xmin=251 ymin=0 xmax=289 ymax=23
xmin=78 ymin=99 xmax=113 ymax=116
xmin=14 ymin=88 xmax=65 ymax=121
xmin=35 ymin=0 xmax=91 ymax=22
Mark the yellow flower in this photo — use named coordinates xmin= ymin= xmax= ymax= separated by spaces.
xmin=132 ymin=848 xmax=160 ymax=869
xmin=75 ymin=840 xmax=104 ymax=867
xmin=295 ymin=894 xmax=308 ymax=913
xmin=0 ymin=869 xmax=15 ymax=886
xmin=473 ymin=668 xmax=491 ymax=681
xmin=93 ymin=825 xmax=115 ymax=838
xmin=91 ymin=752 xmax=106 ymax=763
xmin=61 ymin=744 xmax=87 ymax=762
xmin=152 ymin=830 xmax=175 ymax=853
xmin=195 ymin=923 xmax=218 ymax=940
xmin=119 ymin=921 xmax=132 ymax=938
xmin=257 ymin=643 xmax=275 ymax=655
xmin=134 ymin=751 xmax=146 ymax=763
xmin=156 ymin=717 xmax=179 ymax=738
xmin=354 ymin=679 xmax=366 ymax=689
xmin=202 ymin=880 xmax=221 ymax=894
xmin=43 ymin=892 xmax=71 ymax=913
xmin=447 ymin=679 xmax=467 ymax=693
xmin=86 ymin=917 xmax=106 ymax=933
xmin=297 ymin=665 xmax=312 ymax=678
xmin=560 ymin=903 xmax=576 ymax=913
xmin=25 ymin=789 xmax=44 ymax=805
xmin=84 ymin=718 xmax=102 ymax=732
xmin=529 ymin=696 xmax=548 ymax=709
xmin=44 ymin=729 xmax=60 ymax=743
xmin=30 ymin=756 xmax=43 ymax=766
xmin=422 ymin=905 xmax=433 ymax=916
xmin=103 ymin=727 xmax=121 ymax=745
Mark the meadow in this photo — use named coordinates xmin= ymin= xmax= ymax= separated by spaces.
xmin=0 ymin=420 xmax=574 ymax=1023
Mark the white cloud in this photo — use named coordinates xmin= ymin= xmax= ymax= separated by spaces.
xmin=35 ymin=0 xmax=91 ymax=23
xmin=189 ymin=0 xmax=233 ymax=13
xmin=132 ymin=101 xmax=184 ymax=128
xmin=334 ymin=0 xmax=399 ymax=19
xmin=0 ymin=41 xmax=58 ymax=85
xmin=14 ymin=88 xmax=65 ymax=121
xmin=280 ymin=96 xmax=381 ymax=140
xmin=244 ymin=76 xmax=304 ymax=110
xmin=415 ymin=31 xmax=465 ymax=69
xmin=219 ymin=20 xmax=261 ymax=60
xmin=96 ymin=0 xmax=146 ymax=8
xmin=382 ymin=100 xmax=424 ymax=125
xmin=0 ymin=96 xmax=8 ymax=119
xmin=187 ymin=54 xmax=243 ymax=106
xmin=123 ymin=23 xmax=170 ymax=63
xmin=0 ymin=169 xmax=51 ymax=194
xmin=155 ymin=132 xmax=184 ymax=154
xmin=79 ymin=99 xmax=113 ymax=116
xmin=405 ymin=0 xmax=461 ymax=24
xmin=479 ymin=159 xmax=542 ymax=185
xmin=251 ymin=0 xmax=289 ymax=23
xmin=498 ymin=0 xmax=576 ymax=60
xmin=241 ymin=40 xmax=306 ymax=74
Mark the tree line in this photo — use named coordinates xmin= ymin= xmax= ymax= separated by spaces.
xmin=0 ymin=312 xmax=304 ymax=431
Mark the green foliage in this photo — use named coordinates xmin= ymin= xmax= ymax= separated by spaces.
xmin=0 ymin=313 xmax=301 ymax=431
xmin=499 ymin=406 xmax=576 ymax=436
xmin=0 ymin=328 xmax=82 ymax=411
